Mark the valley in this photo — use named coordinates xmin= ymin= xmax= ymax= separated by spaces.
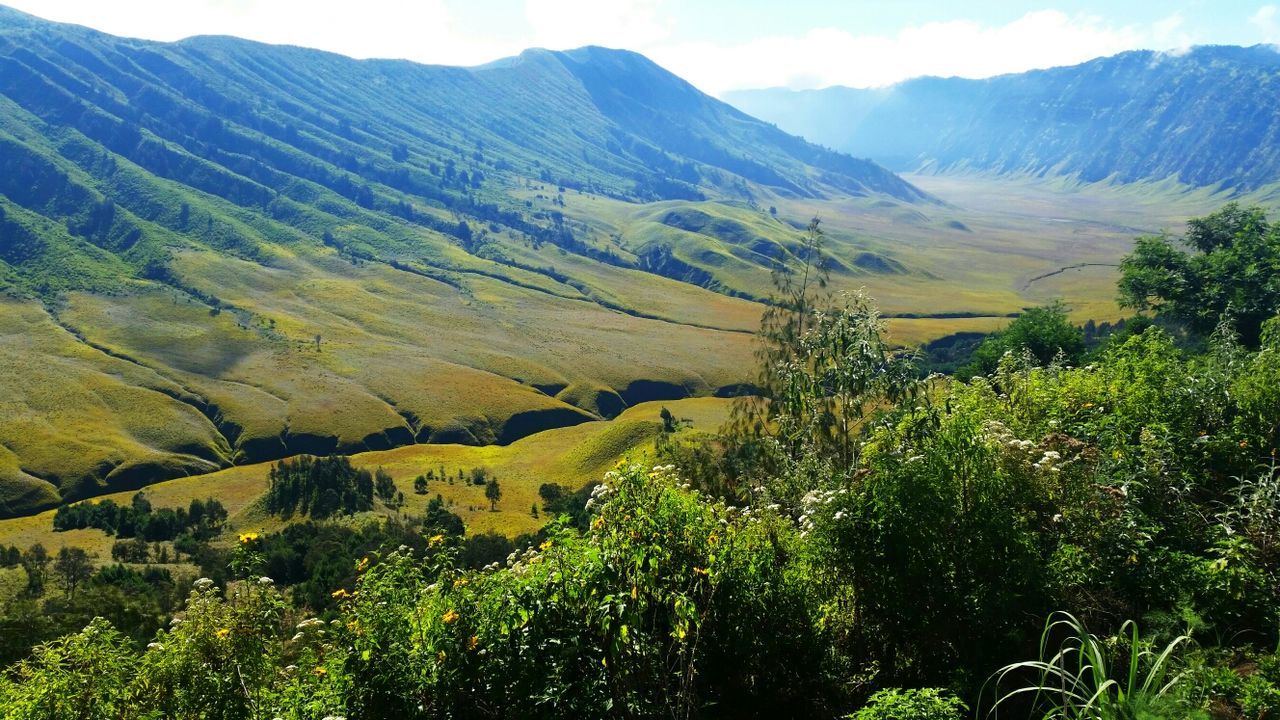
xmin=0 ymin=5 xmax=1229 ymax=521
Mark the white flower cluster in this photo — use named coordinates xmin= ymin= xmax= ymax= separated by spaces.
xmin=193 ymin=577 xmax=215 ymax=590
xmin=984 ymin=420 xmax=1035 ymax=452
xmin=1033 ymin=450 xmax=1063 ymax=473
xmin=258 ymin=576 xmax=274 ymax=586
xmin=797 ymin=487 xmax=848 ymax=535
xmin=292 ymin=617 xmax=326 ymax=642
xmin=984 ymin=421 xmax=1072 ymax=473
xmin=583 ymin=482 xmax=614 ymax=513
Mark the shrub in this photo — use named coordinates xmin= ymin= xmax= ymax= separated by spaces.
xmin=848 ymin=688 xmax=967 ymax=720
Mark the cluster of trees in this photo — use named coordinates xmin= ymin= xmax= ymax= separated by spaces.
xmin=0 ymin=553 xmax=186 ymax=667
xmin=2 ymin=205 xmax=1279 ymax=718
xmin=52 ymin=494 xmax=226 ymax=542
xmin=264 ymin=455 xmax=399 ymax=518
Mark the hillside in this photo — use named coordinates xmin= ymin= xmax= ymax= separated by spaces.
xmin=727 ymin=45 xmax=1280 ymax=190
xmin=0 ymin=6 xmax=942 ymax=517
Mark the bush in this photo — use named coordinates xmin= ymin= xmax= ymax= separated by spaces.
xmin=849 ymin=688 xmax=967 ymax=720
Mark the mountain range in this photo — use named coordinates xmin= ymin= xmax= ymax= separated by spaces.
xmin=0 ymin=5 xmax=936 ymax=516
xmin=726 ymin=45 xmax=1280 ymax=191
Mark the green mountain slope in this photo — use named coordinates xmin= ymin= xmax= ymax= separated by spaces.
xmin=0 ymin=6 xmax=933 ymax=517
xmin=727 ymin=46 xmax=1280 ymax=191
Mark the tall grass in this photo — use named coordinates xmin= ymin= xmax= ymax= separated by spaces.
xmin=982 ymin=612 xmax=1195 ymax=719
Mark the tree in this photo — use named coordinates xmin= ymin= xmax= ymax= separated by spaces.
xmin=53 ymin=547 xmax=93 ymax=596
xmin=1120 ymin=202 xmax=1280 ymax=347
xmin=660 ymin=406 xmax=678 ymax=433
xmin=22 ymin=544 xmax=50 ymax=596
xmin=960 ymin=301 xmax=1085 ymax=376
xmin=413 ymin=475 xmax=428 ymax=495
xmin=374 ymin=468 xmax=398 ymax=505
xmin=485 ymin=478 xmax=502 ymax=511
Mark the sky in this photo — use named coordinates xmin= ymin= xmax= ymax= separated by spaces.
xmin=7 ymin=1 xmax=1280 ymax=95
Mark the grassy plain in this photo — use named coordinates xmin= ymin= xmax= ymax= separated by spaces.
xmin=0 ymin=398 xmax=733 ymax=560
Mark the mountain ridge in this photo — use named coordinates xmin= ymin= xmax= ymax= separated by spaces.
xmin=0 ymin=5 xmax=934 ymax=516
xmin=726 ymin=45 xmax=1280 ymax=191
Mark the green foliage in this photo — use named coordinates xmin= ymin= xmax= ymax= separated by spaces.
xmin=983 ymin=612 xmax=1202 ymax=720
xmin=265 ymin=455 xmax=375 ymax=519
xmin=848 ymin=688 xmax=967 ymax=720
xmin=725 ymin=221 xmax=918 ymax=501
xmin=1120 ymin=203 xmax=1280 ymax=346
xmin=826 ymin=401 xmax=1051 ymax=684
xmin=0 ymin=618 xmax=138 ymax=720
xmin=53 ymin=494 xmax=226 ymax=541
xmin=484 ymin=477 xmax=502 ymax=511
xmin=961 ymin=301 xmax=1085 ymax=377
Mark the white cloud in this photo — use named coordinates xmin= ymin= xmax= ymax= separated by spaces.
xmin=1252 ymin=5 xmax=1280 ymax=44
xmin=5 ymin=0 xmax=513 ymax=65
xmin=5 ymin=2 xmax=1210 ymax=93
xmin=646 ymin=10 xmax=1188 ymax=95
xmin=524 ymin=0 xmax=673 ymax=50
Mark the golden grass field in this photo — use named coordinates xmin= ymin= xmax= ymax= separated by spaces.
xmin=0 ymin=172 xmax=1240 ymax=518
xmin=0 ymin=398 xmax=734 ymax=561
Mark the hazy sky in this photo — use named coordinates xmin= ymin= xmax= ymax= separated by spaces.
xmin=8 ymin=1 xmax=1280 ymax=94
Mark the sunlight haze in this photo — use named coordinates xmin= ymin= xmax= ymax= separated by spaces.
xmin=6 ymin=0 xmax=1280 ymax=93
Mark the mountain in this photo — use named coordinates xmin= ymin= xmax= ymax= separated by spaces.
xmin=726 ymin=46 xmax=1280 ymax=190
xmin=0 ymin=6 xmax=933 ymax=517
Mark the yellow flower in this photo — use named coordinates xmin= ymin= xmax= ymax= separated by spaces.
xmin=467 ymin=635 xmax=479 ymax=651
xmin=237 ymin=532 xmax=259 ymax=545
xmin=429 ymin=534 xmax=445 ymax=546
xmin=355 ymin=556 xmax=369 ymax=573
xmin=539 ymin=540 xmax=553 ymax=552
xmin=452 ymin=577 xmax=468 ymax=588
xmin=1083 ymin=402 xmax=1095 ymax=409
xmin=693 ymin=567 xmax=709 ymax=577
xmin=312 ymin=666 xmax=327 ymax=676
xmin=707 ymin=533 xmax=719 ymax=546
xmin=331 ymin=588 xmax=349 ymax=599
xmin=591 ymin=517 xmax=604 ymax=531
xmin=215 ymin=628 xmax=231 ymax=639
xmin=442 ymin=609 xmax=459 ymax=624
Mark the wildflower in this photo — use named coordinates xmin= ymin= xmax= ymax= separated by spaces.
xmin=467 ymin=635 xmax=479 ymax=651
xmin=429 ymin=534 xmax=445 ymax=546
xmin=238 ymin=532 xmax=259 ymax=545
xmin=1083 ymin=402 xmax=1095 ymax=409
xmin=442 ymin=610 xmax=459 ymax=624
xmin=1240 ymin=440 xmax=1249 ymax=449
xmin=693 ymin=567 xmax=709 ymax=577
xmin=539 ymin=540 xmax=552 ymax=552
xmin=193 ymin=578 xmax=214 ymax=590
xmin=147 ymin=642 xmax=165 ymax=651
xmin=331 ymin=588 xmax=349 ymax=599
xmin=258 ymin=576 xmax=274 ymax=586
xmin=355 ymin=556 xmax=369 ymax=572
xmin=453 ymin=577 xmax=468 ymax=588
xmin=312 ymin=666 xmax=327 ymax=676
xmin=216 ymin=628 xmax=231 ymax=639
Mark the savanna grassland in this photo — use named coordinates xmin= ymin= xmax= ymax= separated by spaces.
xmin=0 ymin=5 xmax=1224 ymax=521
